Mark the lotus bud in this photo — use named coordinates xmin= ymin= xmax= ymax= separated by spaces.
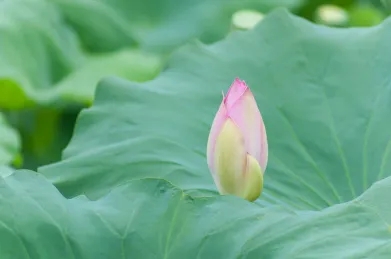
xmin=206 ymin=78 xmax=268 ymax=201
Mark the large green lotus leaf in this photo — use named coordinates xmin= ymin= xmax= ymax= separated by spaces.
xmin=1 ymin=169 xmax=391 ymax=258
xmin=48 ymin=0 xmax=304 ymax=53
xmin=0 ymin=0 xmax=163 ymax=109
xmin=40 ymin=9 xmax=391 ymax=211
xmin=0 ymin=113 xmax=20 ymax=166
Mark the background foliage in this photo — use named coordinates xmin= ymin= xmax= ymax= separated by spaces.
xmin=1 ymin=0 xmax=391 ymax=258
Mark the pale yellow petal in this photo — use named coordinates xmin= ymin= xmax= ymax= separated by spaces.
xmin=213 ymin=119 xmax=246 ymax=195
xmin=241 ymin=154 xmax=263 ymax=201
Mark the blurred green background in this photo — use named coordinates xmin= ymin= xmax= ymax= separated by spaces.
xmin=1 ymin=0 xmax=389 ymax=171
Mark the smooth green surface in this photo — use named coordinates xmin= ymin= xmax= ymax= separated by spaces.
xmin=41 ymin=9 xmax=391 ymax=210
xmin=0 ymin=113 xmax=20 ymax=166
xmin=0 ymin=166 xmax=14 ymax=178
xmin=48 ymin=0 xmax=304 ymax=53
xmin=0 ymin=0 xmax=164 ymax=108
xmin=1 ymin=169 xmax=390 ymax=258
xmin=52 ymin=49 xmax=164 ymax=105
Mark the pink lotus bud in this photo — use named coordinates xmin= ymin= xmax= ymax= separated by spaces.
xmin=206 ymin=78 xmax=268 ymax=201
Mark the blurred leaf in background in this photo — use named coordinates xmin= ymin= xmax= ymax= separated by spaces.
xmin=47 ymin=0 xmax=305 ymax=54
xmin=52 ymin=49 xmax=163 ymax=106
xmin=0 ymin=113 xmax=21 ymax=167
xmin=382 ymin=0 xmax=391 ymax=10
xmin=348 ymin=3 xmax=385 ymax=26
xmin=0 ymin=0 xmax=82 ymax=109
xmin=0 ymin=0 xmax=164 ymax=170
xmin=0 ymin=0 xmax=164 ymax=108
xmin=6 ymin=108 xmax=77 ymax=170
xmin=301 ymin=0 xmax=387 ymax=27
